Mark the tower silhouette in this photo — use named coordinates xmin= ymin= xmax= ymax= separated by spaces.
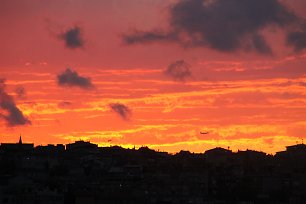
xmin=19 ymin=134 xmax=22 ymax=145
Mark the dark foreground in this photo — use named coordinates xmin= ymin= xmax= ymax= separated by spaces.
xmin=0 ymin=140 xmax=306 ymax=204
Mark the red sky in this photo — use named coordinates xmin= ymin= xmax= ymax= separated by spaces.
xmin=0 ymin=0 xmax=306 ymax=154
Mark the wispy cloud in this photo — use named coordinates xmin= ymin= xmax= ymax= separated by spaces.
xmin=164 ymin=60 xmax=192 ymax=82
xmin=109 ymin=103 xmax=132 ymax=120
xmin=15 ymin=85 xmax=26 ymax=99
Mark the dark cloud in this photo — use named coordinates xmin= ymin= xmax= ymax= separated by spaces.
xmin=0 ymin=79 xmax=31 ymax=126
xmin=123 ymin=0 xmax=306 ymax=54
xmin=59 ymin=26 xmax=84 ymax=49
xmin=57 ymin=68 xmax=94 ymax=89
xmin=165 ymin=60 xmax=192 ymax=81
xmin=109 ymin=103 xmax=132 ymax=120
xmin=252 ymin=34 xmax=273 ymax=55
xmin=287 ymin=30 xmax=306 ymax=52
xmin=15 ymin=85 xmax=26 ymax=99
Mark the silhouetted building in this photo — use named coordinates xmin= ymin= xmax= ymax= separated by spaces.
xmin=276 ymin=144 xmax=306 ymax=158
xmin=286 ymin=143 xmax=306 ymax=153
xmin=36 ymin=144 xmax=65 ymax=154
xmin=204 ymin=147 xmax=232 ymax=165
xmin=0 ymin=135 xmax=33 ymax=152
xmin=66 ymin=140 xmax=98 ymax=151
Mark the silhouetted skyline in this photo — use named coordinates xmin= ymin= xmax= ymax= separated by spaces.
xmin=1 ymin=137 xmax=306 ymax=203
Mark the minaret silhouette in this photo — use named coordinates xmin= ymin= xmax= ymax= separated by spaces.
xmin=19 ymin=134 xmax=22 ymax=145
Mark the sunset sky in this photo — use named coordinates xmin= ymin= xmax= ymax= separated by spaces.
xmin=1 ymin=0 xmax=306 ymax=154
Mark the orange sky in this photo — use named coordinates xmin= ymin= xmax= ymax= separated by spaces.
xmin=0 ymin=0 xmax=306 ymax=154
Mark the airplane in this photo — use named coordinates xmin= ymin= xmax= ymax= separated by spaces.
xmin=200 ymin=132 xmax=209 ymax=134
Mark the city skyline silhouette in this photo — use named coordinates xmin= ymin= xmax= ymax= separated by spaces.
xmin=1 ymin=135 xmax=306 ymax=203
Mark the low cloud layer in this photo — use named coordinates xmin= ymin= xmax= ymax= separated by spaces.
xmin=0 ymin=80 xmax=31 ymax=126
xmin=109 ymin=103 xmax=132 ymax=120
xmin=59 ymin=26 xmax=84 ymax=49
xmin=123 ymin=0 xmax=306 ymax=54
xmin=165 ymin=60 xmax=192 ymax=81
xmin=57 ymin=68 xmax=94 ymax=89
